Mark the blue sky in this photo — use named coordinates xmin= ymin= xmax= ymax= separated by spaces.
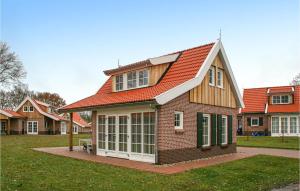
xmin=1 ymin=0 xmax=299 ymax=104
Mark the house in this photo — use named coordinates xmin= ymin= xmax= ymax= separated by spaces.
xmin=61 ymin=112 xmax=91 ymax=134
xmin=59 ymin=39 xmax=244 ymax=164
xmin=0 ymin=97 xmax=91 ymax=135
xmin=239 ymin=85 xmax=300 ymax=136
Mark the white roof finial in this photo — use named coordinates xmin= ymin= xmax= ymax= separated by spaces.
xmin=219 ymin=28 xmax=222 ymax=40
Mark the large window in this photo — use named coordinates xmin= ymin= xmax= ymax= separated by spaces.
xmin=251 ymin=117 xmax=259 ymax=126
xmin=139 ymin=70 xmax=149 ymax=87
xmin=202 ymin=114 xmax=210 ymax=147
xmin=174 ymin=111 xmax=183 ymax=129
xmin=108 ymin=116 xmax=116 ymax=151
xmin=127 ymin=71 xmax=137 ymax=89
xmin=290 ymin=117 xmax=297 ymax=134
xmin=116 ymin=74 xmax=123 ymax=91
xmin=272 ymin=95 xmax=290 ymax=104
xmin=27 ymin=121 xmax=38 ymax=134
xmin=98 ymin=115 xmax=106 ymax=149
xmin=217 ymin=69 xmax=223 ymax=88
xmin=271 ymin=117 xmax=279 ymax=134
xmin=221 ymin=116 xmax=227 ymax=144
xmin=119 ymin=116 xmax=128 ymax=152
xmin=143 ymin=112 xmax=155 ymax=154
xmin=281 ymin=117 xmax=288 ymax=134
xmin=209 ymin=67 xmax=215 ymax=86
xmin=131 ymin=113 xmax=142 ymax=153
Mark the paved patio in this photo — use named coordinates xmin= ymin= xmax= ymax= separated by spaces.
xmin=33 ymin=146 xmax=299 ymax=174
xmin=33 ymin=146 xmax=255 ymax=174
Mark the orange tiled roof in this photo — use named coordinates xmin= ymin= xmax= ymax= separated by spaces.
xmin=61 ymin=42 xmax=215 ymax=111
xmin=73 ymin=113 xmax=90 ymax=127
xmin=2 ymin=109 xmax=25 ymax=118
xmin=241 ymin=85 xmax=300 ymax=114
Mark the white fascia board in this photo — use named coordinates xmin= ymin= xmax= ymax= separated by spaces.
xmin=149 ymin=53 xmax=180 ymax=65
xmin=155 ymin=40 xmax=220 ymax=105
xmin=0 ymin=110 xmax=13 ymax=118
xmin=155 ymin=39 xmax=245 ymax=108
xmin=218 ymin=41 xmax=245 ymax=108
xmin=14 ymin=96 xmax=59 ymax=121
xmin=73 ymin=121 xmax=85 ymax=128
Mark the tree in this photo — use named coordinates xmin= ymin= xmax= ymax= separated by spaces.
xmin=0 ymin=84 xmax=33 ymax=109
xmin=290 ymin=73 xmax=300 ymax=86
xmin=0 ymin=42 xmax=26 ymax=88
xmin=33 ymin=92 xmax=66 ymax=108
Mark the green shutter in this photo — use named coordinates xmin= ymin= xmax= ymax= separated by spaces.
xmin=228 ymin=115 xmax=233 ymax=144
xmin=211 ymin=114 xmax=217 ymax=146
xmin=197 ymin=112 xmax=203 ymax=148
xmin=217 ymin=114 xmax=222 ymax=145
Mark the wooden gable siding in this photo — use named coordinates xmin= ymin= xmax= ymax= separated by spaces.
xmin=17 ymin=100 xmax=44 ymax=119
xmin=189 ymin=55 xmax=237 ymax=108
xmin=112 ymin=63 xmax=169 ymax=92
xmin=149 ymin=63 xmax=169 ymax=86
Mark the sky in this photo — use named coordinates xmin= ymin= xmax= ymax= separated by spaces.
xmin=1 ymin=0 xmax=300 ymax=104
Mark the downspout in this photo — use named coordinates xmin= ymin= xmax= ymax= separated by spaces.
xmin=154 ymin=106 xmax=159 ymax=164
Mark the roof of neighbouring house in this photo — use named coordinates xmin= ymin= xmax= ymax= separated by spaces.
xmin=0 ymin=109 xmax=25 ymax=118
xmin=73 ymin=113 xmax=90 ymax=128
xmin=60 ymin=40 xmax=244 ymax=112
xmin=241 ymin=85 xmax=300 ymax=114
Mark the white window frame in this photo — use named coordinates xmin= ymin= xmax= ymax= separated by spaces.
xmin=208 ymin=66 xmax=215 ymax=86
xmin=138 ymin=69 xmax=149 ymax=87
xmin=251 ymin=117 xmax=259 ymax=127
xmin=115 ymin=74 xmax=124 ymax=91
xmin=23 ymin=106 xmax=28 ymax=112
xmin=272 ymin=95 xmax=291 ymax=104
xmin=202 ymin=114 xmax=211 ymax=147
xmin=29 ymin=106 xmax=34 ymax=112
xmin=217 ymin=69 xmax=223 ymax=88
xmin=221 ymin=115 xmax=228 ymax=145
xmin=60 ymin=122 xmax=67 ymax=135
xmin=127 ymin=71 xmax=137 ymax=89
xmin=271 ymin=115 xmax=300 ymax=136
xmin=27 ymin=121 xmax=38 ymax=135
xmin=174 ymin=111 xmax=183 ymax=130
xmin=73 ymin=125 xmax=78 ymax=134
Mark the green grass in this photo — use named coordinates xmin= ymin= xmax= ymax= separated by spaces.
xmin=237 ymin=136 xmax=300 ymax=150
xmin=1 ymin=135 xmax=299 ymax=191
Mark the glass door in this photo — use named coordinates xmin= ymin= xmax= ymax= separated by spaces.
xmin=119 ymin=115 xmax=128 ymax=152
xmin=108 ymin=116 xmax=116 ymax=151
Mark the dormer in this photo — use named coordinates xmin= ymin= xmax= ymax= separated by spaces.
xmin=267 ymin=86 xmax=295 ymax=105
xmin=103 ymin=53 xmax=180 ymax=92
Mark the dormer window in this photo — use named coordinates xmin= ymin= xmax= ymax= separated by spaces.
xmin=116 ymin=74 xmax=123 ymax=91
xmin=272 ymin=95 xmax=291 ymax=104
xmin=138 ymin=69 xmax=148 ymax=87
xmin=127 ymin=71 xmax=137 ymax=89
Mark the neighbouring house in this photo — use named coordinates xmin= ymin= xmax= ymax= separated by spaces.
xmin=239 ymin=85 xmax=300 ymax=136
xmin=61 ymin=112 xmax=91 ymax=135
xmin=59 ymin=39 xmax=244 ymax=164
xmin=0 ymin=97 xmax=90 ymax=135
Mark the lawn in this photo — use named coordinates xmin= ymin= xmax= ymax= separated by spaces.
xmin=1 ymin=135 xmax=299 ymax=191
xmin=237 ymin=136 xmax=300 ymax=150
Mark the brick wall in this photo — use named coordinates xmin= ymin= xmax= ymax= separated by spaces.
xmin=157 ymin=92 xmax=238 ymax=164
xmin=241 ymin=113 xmax=269 ymax=135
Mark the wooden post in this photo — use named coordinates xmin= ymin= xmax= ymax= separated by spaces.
xmin=7 ymin=118 xmax=11 ymax=135
xmin=52 ymin=120 xmax=56 ymax=135
xmin=69 ymin=113 xmax=73 ymax=151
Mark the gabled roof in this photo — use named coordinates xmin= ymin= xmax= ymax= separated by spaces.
xmin=241 ymin=85 xmax=300 ymax=114
xmin=60 ymin=39 xmax=244 ymax=112
xmin=14 ymin=97 xmax=63 ymax=121
xmin=73 ymin=113 xmax=90 ymax=128
xmin=0 ymin=109 xmax=25 ymax=118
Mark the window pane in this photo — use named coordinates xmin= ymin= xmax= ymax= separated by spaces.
xmin=143 ymin=112 xmax=155 ymax=154
xmin=131 ymin=113 xmax=141 ymax=153
xmin=272 ymin=117 xmax=279 ymax=133
xmin=202 ymin=116 xmax=209 ymax=146
xmin=108 ymin=116 xmax=116 ymax=151
xmin=119 ymin=116 xmax=128 ymax=152
xmin=221 ymin=117 xmax=227 ymax=144
xmin=98 ymin=115 xmax=106 ymax=149
xmin=127 ymin=71 xmax=137 ymax=89
xmin=290 ymin=117 xmax=297 ymax=134
xmin=281 ymin=117 xmax=288 ymax=133
xmin=281 ymin=95 xmax=289 ymax=103
xmin=116 ymin=75 xmax=123 ymax=91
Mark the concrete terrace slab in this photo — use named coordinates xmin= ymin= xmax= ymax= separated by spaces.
xmin=33 ymin=146 xmax=255 ymax=174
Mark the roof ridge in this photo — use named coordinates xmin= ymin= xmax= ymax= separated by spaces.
xmin=244 ymin=85 xmax=296 ymax=90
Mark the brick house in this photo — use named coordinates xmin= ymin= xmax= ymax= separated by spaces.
xmin=0 ymin=97 xmax=90 ymax=135
xmin=59 ymin=40 xmax=244 ymax=164
xmin=239 ymin=85 xmax=300 ymax=136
